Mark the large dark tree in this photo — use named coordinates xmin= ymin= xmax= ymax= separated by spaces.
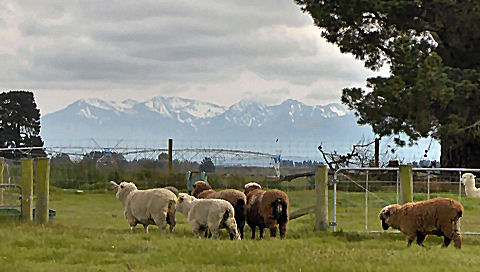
xmin=0 ymin=91 xmax=46 ymax=158
xmin=296 ymin=0 xmax=480 ymax=167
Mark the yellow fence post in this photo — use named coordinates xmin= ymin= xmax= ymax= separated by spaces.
xmin=35 ymin=157 xmax=50 ymax=224
xmin=21 ymin=158 xmax=33 ymax=222
xmin=0 ymin=157 xmax=4 ymax=204
xmin=399 ymin=164 xmax=413 ymax=204
xmin=315 ymin=165 xmax=329 ymax=231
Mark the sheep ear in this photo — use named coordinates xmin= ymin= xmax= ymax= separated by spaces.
xmin=109 ymin=181 xmax=119 ymax=189
xmin=385 ymin=210 xmax=390 ymax=216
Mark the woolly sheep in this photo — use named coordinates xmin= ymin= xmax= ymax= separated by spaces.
xmin=192 ymin=181 xmax=247 ymax=239
xmin=176 ymin=193 xmax=240 ymax=240
xmin=379 ymin=198 xmax=463 ymax=248
xmin=110 ymin=181 xmax=177 ymax=233
xmin=244 ymin=182 xmax=289 ymax=239
xmin=461 ymin=173 xmax=480 ymax=198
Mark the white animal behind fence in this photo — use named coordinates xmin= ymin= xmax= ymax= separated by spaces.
xmin=461 ymin=173 xmax=480 ymax=198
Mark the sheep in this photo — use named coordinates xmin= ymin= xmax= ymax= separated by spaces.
xmin=461 ymin=173 xmax=480 ymax=197
xmin=244 ymin=182 xmax=289 ymax=239
xmin=110 ymin=181 xmax=177 ymax=233
xmin=176 ymin=193 xmax=240 ymax=240
xmin=192 ymin=181 xmax=247 ymax=239
xmin=378 ymin=198 xmax=463 ymax=248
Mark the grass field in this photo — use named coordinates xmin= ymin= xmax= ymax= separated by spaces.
xmin=1 ymin=188 xmax=480 ymax=271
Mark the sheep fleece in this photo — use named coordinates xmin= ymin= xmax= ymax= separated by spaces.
xmin=126 ymin=188 xmax=177 ymax=229
xmin=380 ymin=198 xmax=463 ymax=248
xmin=246 ymin=189 xmax=289 ymax=238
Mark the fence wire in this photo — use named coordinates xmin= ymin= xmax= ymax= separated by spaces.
xmin=332 ymin=167 xmax=480 ymax=235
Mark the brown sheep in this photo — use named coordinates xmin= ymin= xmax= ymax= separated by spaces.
xmin=244 ymin=182 xmax=289 ymax=239
xmin=378 ymin=198 xmax=463 ymax=248
xmin=192 ymin=181 xmax=247 ymax=239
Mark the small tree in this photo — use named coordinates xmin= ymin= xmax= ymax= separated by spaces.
xmin=0 ymin=91 xmax=45 ymax=158
xmin=199 ymin=157 xmax=215 ymax=173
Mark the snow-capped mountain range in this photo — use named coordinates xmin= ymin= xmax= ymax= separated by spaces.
xmin=40 ymin=96 xmax=373 ymax=147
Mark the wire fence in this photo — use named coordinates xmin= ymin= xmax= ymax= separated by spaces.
xmin=332 ymin=168 xmax=480 ymax=234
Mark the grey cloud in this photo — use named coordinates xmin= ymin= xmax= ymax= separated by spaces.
xmin=304 ymin=89 xmax=341 ymax=101
xmin=249 ymin=56 xmax=372 ymax=86
xmin=3 ymin=0 xmax=374 ymax=97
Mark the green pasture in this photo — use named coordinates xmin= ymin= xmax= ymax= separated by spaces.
xmin=1 ymin=189 xmax=480 ymax=271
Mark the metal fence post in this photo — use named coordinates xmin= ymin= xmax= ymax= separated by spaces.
xmin=314 ymin=165 xmax=329 ymax=231
xmin=399 ymin=164 xmax=413 ymax=204
xmin=21 ymin=158 xmax=33 ymax=222
xmin=35 ymin=157 xmax=50 ymax=224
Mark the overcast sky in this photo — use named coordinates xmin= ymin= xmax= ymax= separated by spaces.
xmin=0 ymin=0 xmax=388 ymax=115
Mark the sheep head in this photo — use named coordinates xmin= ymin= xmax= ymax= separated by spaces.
xmin=177 ymin=193 xmax=196 ymax=216
xmin=110 ymin=181 xmax=137 ymax=201
xmin=244 ymin=182 xmax=262 ymax=195
xmin=378 ymin=204 xmax=401 ymax=230
xmin=191 ymin=181 xmax=212 ymax=197
xmin=462 ymin=173 xmax=476 ymax=187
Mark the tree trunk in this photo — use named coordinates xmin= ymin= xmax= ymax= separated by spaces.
xmin=440 ymin=136 xmax=480 ymax=168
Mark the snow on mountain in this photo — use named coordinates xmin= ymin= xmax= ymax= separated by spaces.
xmin=143 ymin=96 xmax=226 ymax=120
xmin=221 ymin=100 xmax=270 ymax=127
xmin=41 ymin=96 xmax=369 ymax=145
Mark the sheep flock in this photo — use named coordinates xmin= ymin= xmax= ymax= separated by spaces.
xmin=110 ymin=174 xmax=477 ymax=248
xmin=111 ymin=180 xmax=289 ymax=240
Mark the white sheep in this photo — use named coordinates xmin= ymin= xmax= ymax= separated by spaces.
xmin=110 ymin=181 xmax=177 ymax=233
xmin=461 ymin=173 xmax=480 ymax=197
xmin=176 ymin=193 xmax=240 ymax=240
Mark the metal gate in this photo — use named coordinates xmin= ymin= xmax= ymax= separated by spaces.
xmin=331 ymin=167 xmax=480 ymax=235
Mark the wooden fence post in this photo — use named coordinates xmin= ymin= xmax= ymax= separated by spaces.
xmin=399 ymin=164 xmax=413 ymax=204
xmin=0 ymin=157 xmax=4 ymax=204
xmin=168 ymin=138 xmax=173 ymax=175
xmin=35 ymin=157 xmax=50 ymax=224
xmin=314 ymin=165 xmax=329 ymax=231
xmin=21 ymin=158 xmax=33 ymax=222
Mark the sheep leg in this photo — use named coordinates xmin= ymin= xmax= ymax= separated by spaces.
xmin=167 ymin=213 xmax=176 ymax=233
xmin=406 ymin=234 xmax=416 ymax=247
xmin=153 ymin=215 xmax=168 ymax=233
xmin=279 ymin=223 xmax=287 ymax=239
xmin=192 ymin=228 xmax=204 ymax=238
xmin=239 ymin=225 xmax=244 ymax=240
xmin=416 ymin=233 xmax=426 ymax=247
xmin=259 ymin=227 xmax=264 ymax=240
xmin=443 ymin=236 xmax=452 ymax=248
xmin=250 ymin=225 xmax=256 ymax=240
xmin=208 ymin=225 xmax=220 ymax=239
xmin=128 ymin=218 xmax=137 ymax=233
xmin=142 ymin=224 xmax=149 ymax=233
xmin=269 ymin=226 xmax=277 ymax=238
xmin=191 ymin=222 xmax=204 ymax=238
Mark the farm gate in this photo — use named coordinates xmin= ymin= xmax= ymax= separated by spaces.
xmin=331 ymin=166 xmax=480 ymax=234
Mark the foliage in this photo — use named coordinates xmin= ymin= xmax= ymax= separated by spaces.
xmin=0 ymin=91 xmax=45 ymax=158
xmin=296 ymin=0 xmax=480 ymax=167
xmin=199 ymin=157 xmax=215 ymax=173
